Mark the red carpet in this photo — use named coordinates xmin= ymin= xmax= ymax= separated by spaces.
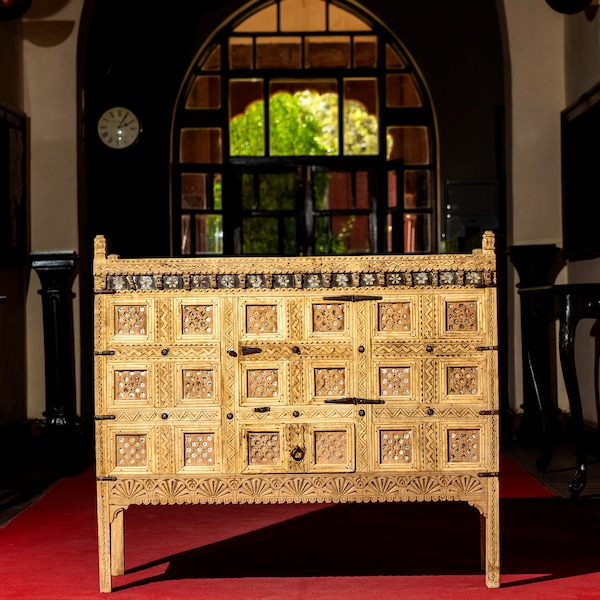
xmin=1 ymin=454 xmax=600 ymax=599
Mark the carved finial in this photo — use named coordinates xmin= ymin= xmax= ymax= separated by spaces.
xmin=482 ymin=230 xmax=495 ymax=253
xmin=94 ymin=235 xmax=107 ymax=261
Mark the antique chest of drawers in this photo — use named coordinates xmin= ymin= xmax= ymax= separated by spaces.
xmin=93 ymin=232 xmax=499 ymax=592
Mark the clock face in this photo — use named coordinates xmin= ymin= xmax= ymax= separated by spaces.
xmin=97 ymin=107 xmax=140 ymax=149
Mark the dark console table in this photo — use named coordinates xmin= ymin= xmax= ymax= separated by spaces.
xmin=521 ymin=283 xmax=600 ymax=498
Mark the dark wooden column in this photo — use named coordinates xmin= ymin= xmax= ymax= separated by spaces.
xmin=508 ymin=244 xmax=564 ymax=444
xmin=30 ymin=251 xmax=80 ymax=469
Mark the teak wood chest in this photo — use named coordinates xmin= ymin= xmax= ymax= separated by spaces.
xmin=93 ymin=232 xmax=500 ymax=592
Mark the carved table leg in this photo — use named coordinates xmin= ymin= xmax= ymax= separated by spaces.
xmin=96 ymin=483 xmax=112 ymax=593
xmin=558 ymin=316 xmax=588 ymax=498
xmin=485 ymin=477 xmax=500 ymax=588
xmin=111 ymin=508 xmax=125 ymax=577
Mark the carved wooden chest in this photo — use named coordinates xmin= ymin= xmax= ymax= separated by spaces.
xmin=93 ymin=232 xmax=499 ymax=592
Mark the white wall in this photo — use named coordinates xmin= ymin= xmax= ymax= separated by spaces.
xmin=22 ymin=0 xmax=84 ymax=418
xmin=501 ymin=0 xmax=568 ymax=417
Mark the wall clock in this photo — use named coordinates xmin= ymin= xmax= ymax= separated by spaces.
xmin=97 ymin=107 xmax=140 ymax=149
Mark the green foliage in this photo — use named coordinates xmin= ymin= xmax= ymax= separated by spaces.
xmin=229 ymin=90 xmax=378 ymax=255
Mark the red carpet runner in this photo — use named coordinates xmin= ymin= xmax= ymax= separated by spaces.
xmin=1 ymin=454 xmax=600 ymax=599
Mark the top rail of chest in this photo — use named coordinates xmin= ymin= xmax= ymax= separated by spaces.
xmin=92 ymin=232 xmax=496 ymax=294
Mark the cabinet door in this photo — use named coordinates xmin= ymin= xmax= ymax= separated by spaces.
xmin=234 ymin=294 xmax=357 ymax=473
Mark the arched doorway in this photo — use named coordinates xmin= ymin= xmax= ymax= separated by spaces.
xmin=171 ymin=0 xmax=437 ymax=257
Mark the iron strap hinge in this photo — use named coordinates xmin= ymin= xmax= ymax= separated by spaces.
xmin=476 ymin=345 xmax=499 ymax=351
xmin=324 ymin=397 xmax=385 ymax=405
xmin=479 ymin=409 xmax=501 ymax=415
xmin=94 ymin=414 xmax=116 ymax=420
xmin=94 ymin=350 xmax=115 ymax=356
xmin=96 ymin=476 xmax=117 ymax=482
xmin=322 ymin=295 xmax=383 ymax=302
xmin=477 ymin=472 xmax=500 ymax=478
xmin=94 ymin=289 xmax=116 ymax=294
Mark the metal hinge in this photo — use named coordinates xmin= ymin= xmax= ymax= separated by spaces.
xmin=476 ymin=345 xmax=499 ymax=351
xmin=94 ymin=414 xmax=116 ymax=420
xmin=477 ymin=472 xmax=500 ymax=478
xmin=94 ymin=350 xmax=115 ymax=356
xmin=324 ymin=397 xmax=385 ymax=405
xmin=94 ymin=289 xmax=116 ymax=295
xmin=322 ymin=295 xmax=383 ymax=302
xmin=96 ymin=476 xmax=117 ymax=482
xmin=479 ymin=409 xmax=501 ymax=415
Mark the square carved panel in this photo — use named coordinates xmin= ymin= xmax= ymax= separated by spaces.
xmin=380 ymin=430 xmax=413 ymax=464
xmin=446 ymin=301 xmax=478 ymax=332
xmin=247 ymin=368 xmax=279 ymax=398
xmin=247 ymin=432 xmax=281 ymax=466
xmin=314 ymin=368 xmax=346 ymax=397
xmin=246 ymin=305 xmax=278 ymax=334
xmin=448 ymin=429 xmax=480 ymax=462
xmin=114 ymin=370 xmax=147 ymax=401
xmin=115 ymin=434 xmax=147 ymax=468
xmin=379 ymin=367 xmax=411 ymax=397
xmin=314 ymin=430 xmax=347 ymax=464
xmin=184 ymin=433 xmax=216 ymax=467
xmin=182 ymin=304 xmax=214 ymax=335
xmin=447 ymin=366 xmax=479 ymax=395
xmin=115 ymin=305 xmax=147 ymax=336
xmin=378 ymin=302 xmax=411 ymax=332
xmin=183 ymin=369 xmax=214 ymax=400
xmin=312 ymin=303 xmax=345 ymax=332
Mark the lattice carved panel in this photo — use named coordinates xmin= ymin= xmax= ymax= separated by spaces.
xmin=312 ymin=303 xmax=345 ymax=333
xmin=114 ymin=370 xmax=147 ymax=401
xmin=447 ymin=366 xmax=479 ymax=395
xmin=182 ymin=305 xmax=214 ymax=335
xmin=446 ymin=301 xmax=478 ymax=332
xmin=247 ymin=432 xmax=281 ymax=467
xmin=247 ymin=369 xmax=279 ymax=399
xmin=377 ymin=302 xmax=412 ymax=333
xmin=246 ymin=305 xmax=278 ymax=334
xmin=380 ymin=430 xmax=413 ymax=465
xmin=183 ymin=369 xmax=215 ymax=400
xmin=115 ymin=305 xmax=147 ymax=336
xmin=184 ymin=433 xmax=216 ymax=467
xmin=448 ymin=429 xmax=480 ymax=463
xmin=115 ymin=434 xmax=147 ymax=468
xmin=379 ymin=367 xmax=411 ymax=398
xmin=314 ymin=430 xmax=347 ymax=465
xmin=314 ymin=368 xmax=345 ymax=397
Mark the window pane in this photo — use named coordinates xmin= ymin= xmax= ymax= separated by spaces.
xmin=200 ymin=46 xmax=220 ymax=70
xmin=260 ymin=173 xmax=296 ymax=210
xmin=268 ymin=84 xmax=338 ymax=156
xmin=387 ymin=126 xmax=429 ymax=164
xmin=283 ymin=217 xmax=297 ymax=255
xmin=196 ymin=215 xmax=223 ymax=254
xmin=229 ymin=37 xmax=253 ymax=69
xmin=324 ymin=171 xmax=370 ymax=210
xmin=405 ymin=170 xmax=432 ymax=209
xmin=280 ymin=0 xmax=325 ymax=32
xmin=386 ymin=74 xmax=421 ymax=108
xmin=404 ymin=213 xmax=431 ymax=253
xmin=243 ymin=217 xmax=279 ymax=254
xmin=180 ymin=128 xmax=222 ymax=163
xmin=387 ymin=170 xmax=398 ymax=208
xmin=182 ymin=174 xmax=208 ymax=209
xmin=185 ymin=76 xmax=221 ymax=109
xmin=329 ymin=4 xmax=371 ymax=31
xmin=181 ymin=214 xmax=191 ymax=254
xmin=344 ymin=79 xmax=378 ymax=155
xmin=354 ymin=36 xmax=377 ymax=68
xmin=234 ymin=4 xmax=277 ymax=32
xmin=305 ymin=36 xmax=351 ymax=68
xmin=257 ymin=37 xmax=302 ymax=69
xmin=230 ymin=80 xmax=265 ymax=156
xmin=386 ymin=44 xmax=405 ymax=69
xmin=333 ymin=214 xmax=370 ymax=253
